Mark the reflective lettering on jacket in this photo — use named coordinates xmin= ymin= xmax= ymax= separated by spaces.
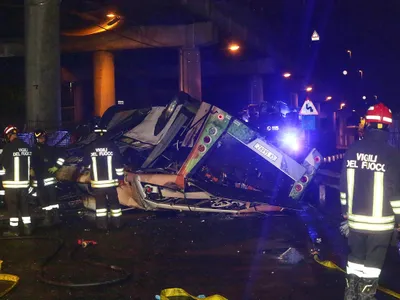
xmin=346 ymin=153 xmax=386 ymax=172
xmin=90 ymin=148 xmax=118 ymax=188
xmin=3 ymin=148 xmax=31 ymax=189
xmin=346 ymin=156 xmax=395 ymax=232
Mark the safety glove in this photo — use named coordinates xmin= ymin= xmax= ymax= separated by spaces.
xmin=48 ymin=166 xmax=59 ymax=174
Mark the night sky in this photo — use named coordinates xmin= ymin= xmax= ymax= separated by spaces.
xmin=0 ymin=0 xmax=400 ymax=120
xmin=244 ymin=0 xmax=400 ymax=110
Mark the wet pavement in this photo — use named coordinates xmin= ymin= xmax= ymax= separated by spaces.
xmin=0 ymin=186 xmax=399 ymax=299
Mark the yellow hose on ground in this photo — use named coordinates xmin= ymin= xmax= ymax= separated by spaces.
xmin=160 ymin=288 xmax=227 ymax=300
xmin=0 ymin=260 xmax=20 ymax=298
xmin=313 ymin=255 xmax=400 ymax=299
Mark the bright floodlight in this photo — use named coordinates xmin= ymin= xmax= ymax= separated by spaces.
xmin=340 ymin=103 xmax=346 ymax=109
xmin=306 ymin=86 xmax=313 ymax=92
xmin=326 ymin=96 xmax=332 ymax=101
xmin=343 ymin=70 xmax=348 ymax=75
xmin=107 ymin=13 xmax=116 ymax=18
xmin=283 ymin=72 xmax=291 ymax=78
xmin=362 ymin=96 xmax=367 ymax=100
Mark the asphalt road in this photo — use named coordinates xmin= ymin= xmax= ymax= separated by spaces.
xmin=0 ymin=188 xmax=399 ymax=299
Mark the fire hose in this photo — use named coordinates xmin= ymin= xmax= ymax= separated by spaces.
xmin=313 ymin=254 xmax=400 ymax=299
xmin=0 ymin=236 xmax=131 ymax=297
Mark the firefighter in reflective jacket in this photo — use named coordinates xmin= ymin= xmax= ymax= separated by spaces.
xmin=0 ymin=126 xmax=33 ymax=236
xmin=31 ymin=129 xmax=65 ymax=226
xmin=340 ymin=103 xmax=400 ymax=300
xmin=0 ymin=142 xmax=5 ymax=204
xmin=84 ymin=125 xmax=125 ymax=230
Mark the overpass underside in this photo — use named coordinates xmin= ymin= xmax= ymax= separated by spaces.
xmin=0 ymin=0 xmax=277 ymax=129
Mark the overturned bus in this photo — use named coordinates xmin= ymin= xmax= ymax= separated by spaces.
xmin=50 ymin=92 xmax=322 ymax=215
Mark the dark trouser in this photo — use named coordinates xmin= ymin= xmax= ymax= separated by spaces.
xmin=93 ymin=187 xmax=121 ymax=218
xmin=345 ymin=230 xmax=392 ymax=300
xmin=5 ymin=188 xmax=31 ymax=227
xmin=347 ymin=230 xmax=392 ymax=278
xmin=37 ymin=184 xmax=58 ymax=209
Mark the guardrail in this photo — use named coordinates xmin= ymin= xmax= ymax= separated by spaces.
xmin=323 ymin=153 xmax=344 ymax=163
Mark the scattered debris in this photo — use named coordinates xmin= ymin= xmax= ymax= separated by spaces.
xmin=278 ymin=247 xmax=304 ymax=264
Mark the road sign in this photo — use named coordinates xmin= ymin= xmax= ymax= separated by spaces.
xmin=301 ymin=115 xmax=316 ymax=131
xmin=311 ymin=30 xmax=320 ymax=41
xmin=299 ymin=99 xmax=319 ymax=116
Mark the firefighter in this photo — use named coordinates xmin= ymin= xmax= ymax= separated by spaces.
xmin=0 ymin=161 xmax=5 ymax=206
xmin=31 ymin=129 xmax=65 ymax=226
xmin=0 ymin=140 xmax=5 ymax=205
xmin=340 ymin=103 xmax=400 ymax=300
xmin=0 ymin=125 xmax=33 ymax=236
xmin=83 ymin=125 xmax=125 ymax=230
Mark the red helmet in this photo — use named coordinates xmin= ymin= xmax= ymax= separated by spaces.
xmin=4 ymin=125 xmax=18 ymax=136
xmin=365 ymin=103 xmax=392 ymax=125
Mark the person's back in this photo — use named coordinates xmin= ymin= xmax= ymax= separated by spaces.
xmin=342 ymin=128 xmax=400 ymax=233
xmin=0 ymin=125 xmax=33 ymax=236
xmin=1 ymin=137 xmax=32 ymax=189
xmin=83 ymin=126 xmax=125 ymax=230
xmin=341 ymin=103 xmax=400 ymax=300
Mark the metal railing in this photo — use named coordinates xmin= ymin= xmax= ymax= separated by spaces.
xmin=18 ymin=131 xmax=71 ymax=147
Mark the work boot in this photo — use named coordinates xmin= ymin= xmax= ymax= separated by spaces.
xmin=23 ymin=224 xmax=33 ymax=236
xmin=2 ymin=226 xmax=20 ymax=237
xmin=42 ymin=210 xmax=53 ymax=227
xmin=344 ymin=274 xmax=360 ymax=300
xmin=358 ymin=278 xmax=378 ymax=300
xmin=111 ymin=216 xmax=122 ymax=229
xmin=96 ymin=216 xmax=108 ymax=230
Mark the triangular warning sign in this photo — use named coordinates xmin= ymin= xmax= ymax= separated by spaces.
xmin=311 ymin=30 xmax=320 ymax=41
xmin=299 ymin=99 xmax=319 ymax=116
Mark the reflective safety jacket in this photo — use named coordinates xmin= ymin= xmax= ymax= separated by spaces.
xmin=340 ymin=129 xmax=400 ymax=233
xmin=0 ymin=147 xmax=4 ymax=195
xmin=31 ymin=143 xmax=65 ymax=187
xmin=84 ymin=139 xmax=124 ymax=188
xmin=0 ymin=138 xmax=32 ymax=189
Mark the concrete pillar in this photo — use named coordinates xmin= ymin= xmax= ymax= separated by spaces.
xmin=249 ymin=75 xmax=264 ymax=104
xmin=25 ymin=0 xmax=61 ymax=130
xmin=93 ymin=51 xmax=115 ymax=117
xmin=179 ymin=48 xmax=202 ymax=101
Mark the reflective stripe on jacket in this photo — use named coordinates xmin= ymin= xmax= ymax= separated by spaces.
xmin=340 ymin=129 xmax=400 ymax=232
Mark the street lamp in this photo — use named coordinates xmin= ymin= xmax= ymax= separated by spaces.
xmin=228 ymin=43 xmax=240 ymax=52
xmin=340 ymin=103 xmax=346 ymax=109
xmin=359 ymin=70 xmax=364 ymax=78
xmin=326 ymin=96 xmax=332 ymax=101
xmin=343 ymin=70 xmax=348 ymax=75
xmin=283 ymin=72 xmax=291 ymax=78
xmin=305 ymin=86 xmax=313 ymax=92
xmin=374 ymin=95 xmax=378 ymax=100
xmin=347 ymin=50 xmax=352 ymax=58
xmin=106 ymin=13 xmax=116 ymax=18
xmin=362 ymin=96 xmax=367 ymax=100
